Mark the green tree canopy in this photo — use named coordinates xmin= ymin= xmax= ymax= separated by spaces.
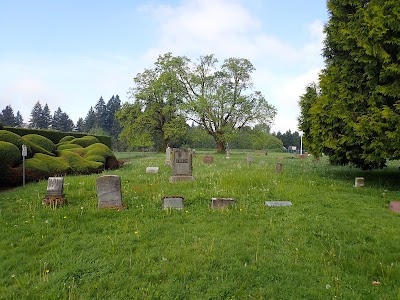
xmin=159 ymin=53 xmax=277 ymax=153
xmin=299 ymin=0 xmax=400 ymax=169
xmin=0 ymin=105 xmax=16 ymax=126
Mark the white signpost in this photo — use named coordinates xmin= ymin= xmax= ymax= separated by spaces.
xmin=22 ymin=144 xmax=27 ymax=186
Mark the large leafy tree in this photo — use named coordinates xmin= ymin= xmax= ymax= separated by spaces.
xmin=162 ymin=53 xmax=277 ymax=153
xmin=299 ymin=0 xmax=400 ymax=169
xmin=117 ymin=54 xmax=189 ymax=151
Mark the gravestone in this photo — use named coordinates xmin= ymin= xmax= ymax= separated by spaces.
xmin=169 ymin=148 xmax=194 ymax=182
xmin=165 ymin=146 xmax=171 ymax=166
xmin=211 ymin=197 xmax=235 ymax=209
xmin=354 ymin=177 xmax=365 ymax=187
xmin=265 ymin=201 xmax=292 ymax=207
xmin=97 ymin=175 xmax=124 ymax=209
xmin=389 ymin=201 xmax=400 ymax=213
xmin=226 ymin=143 xmax=230 ymax=159
xmin=146 ymin=167 xmax=159 ymax=174
xmin=299 ymin=154 xmax=306 ymax=159
xmin=203 ymin=155 xmax=214 ymax=164
xmin=43 ymin=177 xmax=65 ymax=206
xmin=275 ymin=163 xmax=283 ymax=173
xmin=162 ymin=196 xmax=184 ymax=209
xmin=247 ymin=154 xmax=253 ymax=165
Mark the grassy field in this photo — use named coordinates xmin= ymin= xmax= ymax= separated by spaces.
xmin=1 ymin=151 xmax=400 ymax=299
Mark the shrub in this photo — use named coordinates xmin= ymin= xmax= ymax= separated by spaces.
xmin=24 ymin=140 xmax=55 ymax=156
xmin=0 ymin=165 xmax=21 ymax=187
xmin=57 ymin=143 xmax=83 ymax=151
xmin=85 ymin=154 xmax=106 ymax=164
xmin=0 ymin=130 xmax=32 ymax=157
xmin=58 ymin=135 xmax=76 ymax=144
xmin=22 ymin=134 xmax=56 ymax=153
xmin=71 ymin=136 xmax=100 ymax=148
xmin=25 ymin=153 xmax=71 ymax=180
xmin=58 ymin=151 xmax=103 ymax=174
xmin=0 ymin=141 xmax=21 ymax=167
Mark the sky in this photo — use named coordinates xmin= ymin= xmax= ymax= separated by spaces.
xmin=0 ymin=0 xmax=328 ymax=133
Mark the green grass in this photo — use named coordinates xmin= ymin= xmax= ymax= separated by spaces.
xmin=1 ymin=151 xmax=400 ymax=299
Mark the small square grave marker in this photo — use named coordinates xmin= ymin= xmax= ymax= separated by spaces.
xmin=265 ymin=201 xmax=292 ymax=207
xmin=211 ymin=197 xmax=235 ymax=209
xmin=247 ymin=154 xmax=253 ymax=165
xmin=146 ymin=167 xmax=159 ymax=174
xmin=165 ymin=146 xmax=171 ymax=166
xmin=203 ymin=155 xmax=214 ymax=164
xmin=97 ymin=175 xmax=125 ymax=209
xmin=43 ymin=177 xmax=65 ymax=206
xmin=162 ymin=196 xmax=184 ymax=209
xmin=354 ymin=177 xmax=365 ymax=187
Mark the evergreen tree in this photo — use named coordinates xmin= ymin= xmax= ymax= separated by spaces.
xmin=52 ymin=107 xmax=74 ymax=132
xmin=83 ymin=107 xmax=96 ymax=132
xmin=40 ymin=103 xmax=52 ymax=129
xmin=94 ymin=96 xmax=107 ymax=130
xmin=29 ymin=101 xmax=43 ymax=128
xmin=75 ymin=118 xmax=84 ymax=132
xmin=106 ymin=94 xmax=122 ymax=136
xmin=299 ymin=0 xmax=400 ymax=169
xmin=1 ymin=105 xmax=16 ymax=126
xmin=15 ymin=111 xmax=24 ymax=127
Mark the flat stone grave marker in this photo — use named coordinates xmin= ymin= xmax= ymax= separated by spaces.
xmin=97 ymin=175 xmax=125 ymax=209
xmin=162 ymin=196 xmax=184 ymax=209
xmin=265 ymin=201 xmax=292 ymax=207
xmin=211 ymin=197 xmax=235 ymax=209
xmin=203 ymin=155 xmax=214 ymax=163
xmin=170 ymin=148 xmax=194 ymax=182
xmin=43 ymin=177 xmax=65 ymax=206
xmin=354 ymin=177 xmax=365 ymax=187
xmin=146 ymin=167 xmax=159 ymax=174
xmin=299 ymin=154 xmax=306 ymax=159
xmin=389 ymin=201 xmax=400 ymax=213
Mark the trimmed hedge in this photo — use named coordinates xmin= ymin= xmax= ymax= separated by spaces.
xmin=4 ymin=126 xmax=111 ymax=148
xmin=22 ymin=134 xmax=56 ymax=153
xmin=70 ymin=136 xmax=100 ymax=148
xmin=25 ymin=153 xmax=71 ymax=178
xmin=58 ymin=151 xmax=103 ymax=174
xmin=24 ymin=140 xmax=55 ymax=157
xmin=0 ymin=141 xmax=21 ymax=167
xmin=56 ymin=143 xmax=83 ymax=151
xmin=58 ymin=135 xmax=76 ymax=144
xmin=0 ymin=130 xmax=32 ymax=157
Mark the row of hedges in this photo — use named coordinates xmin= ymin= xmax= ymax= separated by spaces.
xmin=0 ymin=129 xmax=119 ymax=187
xmin=4 ymin=126 xmax=111 ymax=148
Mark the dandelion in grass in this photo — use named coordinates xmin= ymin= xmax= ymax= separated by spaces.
xmin=325 ymin=284 xmax=331 ymax=289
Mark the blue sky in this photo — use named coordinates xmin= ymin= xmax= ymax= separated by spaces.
xmin=0 ymin=0 xmax=328 ymax=133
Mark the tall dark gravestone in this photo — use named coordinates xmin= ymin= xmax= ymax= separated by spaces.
xmin=169 ymin=148 xmax=194 ymax=182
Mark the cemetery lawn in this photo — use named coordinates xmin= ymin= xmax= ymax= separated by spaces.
xmin=1 ymin=151 xmax=400 ymax=299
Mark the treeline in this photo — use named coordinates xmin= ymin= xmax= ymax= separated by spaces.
xmin=1 ymin=96 xmax=302 ymax=151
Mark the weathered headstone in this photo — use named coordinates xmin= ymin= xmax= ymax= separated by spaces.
xmin=275 ymin=163 xmax=283 ymax=173
xmin=265 ymin=201 xmax=292 ymax=207
xmin=211 ymin=197 xmax=235 ymax=209
xmin=146 ymin=167 xmax=159 ymax=174
xmin=97 ymin=175 xmax=124 ymax=209
xmin=299 ymin=154 xmax=306 ymax=159
xmin=162 ymin=196 xmax=184 ymax=209
xmin=247 ymin=154 xmax=253 ymax=165
xmin=43 ymin=177 xmax=65 ymax=206
xmin=226 ymin=143 xmax=230 ymax=159
xmin=169 ymin=148 xmax=194 ymax=182
xmin=354 ymin=177 xmax=365 ymax=187
xmin=203 ymin=155 xmax=214 ymax=164
xmin=165 ymin=146 xmax=171 ymax=166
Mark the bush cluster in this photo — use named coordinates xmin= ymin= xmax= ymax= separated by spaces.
xmin=0 ymin=129 xmax=119 ymax=186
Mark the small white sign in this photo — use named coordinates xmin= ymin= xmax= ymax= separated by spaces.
xmin=22 ymin=144 xmax=27 ymax=157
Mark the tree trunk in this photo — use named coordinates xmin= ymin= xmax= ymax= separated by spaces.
xmin=216 ymin=141 xmax=225 ymax=153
